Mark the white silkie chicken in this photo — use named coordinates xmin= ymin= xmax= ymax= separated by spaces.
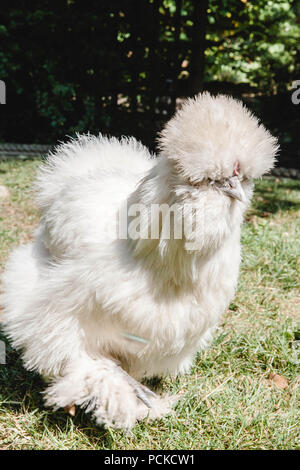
xmin=1 ymin=93 xmax=278 ymax=429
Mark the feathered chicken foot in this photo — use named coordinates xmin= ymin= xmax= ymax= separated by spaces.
xmin=116 ymin=365 xmax=157 ymax=408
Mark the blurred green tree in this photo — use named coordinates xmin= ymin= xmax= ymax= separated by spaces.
xmin=0 ymin=0 xmax=299 ymax=165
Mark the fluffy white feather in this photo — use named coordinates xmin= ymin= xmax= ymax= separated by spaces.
xmin=1 ymin=93 xmax=278 ymax=429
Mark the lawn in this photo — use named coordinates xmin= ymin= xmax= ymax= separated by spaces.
xmin=0 ymin=158 xmax=299 ymax=450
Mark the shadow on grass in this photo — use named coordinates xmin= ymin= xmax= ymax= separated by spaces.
xmin=251 ymin=179 xmax=300 ymax=217
xmin=0 ymin=156 xmax=41 ymax=163
xmin=0 ymin=332 xmax=114 ymax=448
xmin=253 ymin=196 xmax=299 ymax=215
xmin=276 ymin=181 xmax=300 ymax=191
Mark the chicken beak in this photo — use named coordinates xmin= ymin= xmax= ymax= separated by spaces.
xmin=217 ymin=176 xmax=247 ymax=203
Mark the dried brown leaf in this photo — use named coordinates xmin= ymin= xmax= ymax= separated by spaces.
xmin=267 ymin=373 xmax=289 ymax=390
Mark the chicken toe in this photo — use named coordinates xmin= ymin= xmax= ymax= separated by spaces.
xmin=116 ymin=365 xmax=157 ymax=408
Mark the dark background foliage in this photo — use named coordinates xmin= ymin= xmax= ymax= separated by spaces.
xmin=0 ymin=0 xmax=299 ymax=167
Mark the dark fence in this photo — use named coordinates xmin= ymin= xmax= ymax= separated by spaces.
xmin=0 ymin=1 xmax=299 ymax=167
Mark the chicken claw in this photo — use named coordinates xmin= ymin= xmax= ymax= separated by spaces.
xmin=64 ymin=404 xmax=76 ymax=416
xmin=116 ymin=365 xmax=157 ymax=408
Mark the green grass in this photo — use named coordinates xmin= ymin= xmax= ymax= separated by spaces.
xmin=0 ymin=158 xmax=299 ymax=450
